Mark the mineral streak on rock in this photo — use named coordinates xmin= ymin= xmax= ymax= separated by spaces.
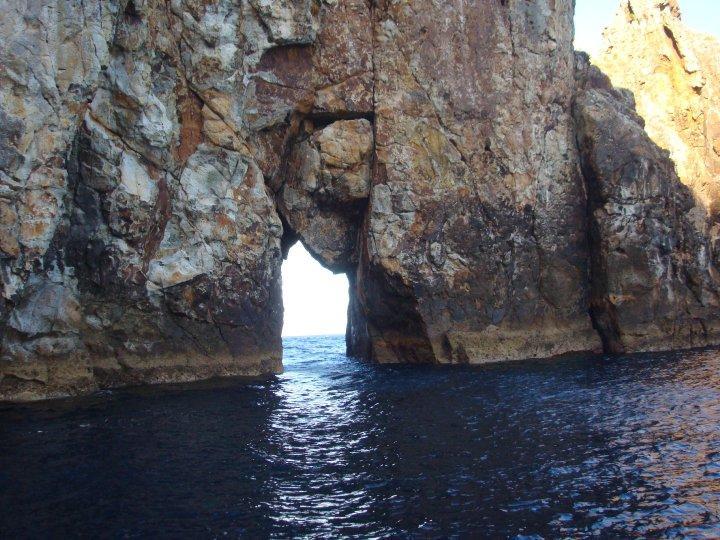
xmin=1 ymin=0 xmax=720 ymax=401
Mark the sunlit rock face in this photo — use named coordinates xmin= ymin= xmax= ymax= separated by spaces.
xmin=347 ymin=0 xmax=602 ymax=364
xmin=1 ymin=0 xmax=291 ymax=400
xmin=0 ymin=0 xmax=376 ymax=400
xmin=595 ymin=0 xmax=720 ymax=231
xmin=2 ymin=0 xmax=720 ymax=401
xmin=574 ymin=55 xmax=720 ymax=354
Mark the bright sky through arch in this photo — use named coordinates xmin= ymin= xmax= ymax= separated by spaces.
xmin=282 ymin=0 xmax=720 ymax=337
xmin=282 ymin=243 xmax=349 ymax=337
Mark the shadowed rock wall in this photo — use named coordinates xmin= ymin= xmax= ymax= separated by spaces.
xmin=574 ymin=54 xmax=720 ymax=353
xmin=2 ymin=0 xmax=720 ymax=401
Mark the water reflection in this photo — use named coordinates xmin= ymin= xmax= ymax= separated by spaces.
xmin=1 ymin=337 xmax=719 ymax=537
xmin=264 ymin=337 xmax=378 ymax=536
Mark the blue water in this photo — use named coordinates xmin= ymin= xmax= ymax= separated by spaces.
xmin=2 ymin=335 xmax=720 ymax=538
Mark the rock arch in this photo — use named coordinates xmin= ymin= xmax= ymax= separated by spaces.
xmin=2 ymin=0 xmax=720 ymax=401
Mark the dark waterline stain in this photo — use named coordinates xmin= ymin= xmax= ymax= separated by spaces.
xmin=2 ymin=336 xmax=720 ymax=538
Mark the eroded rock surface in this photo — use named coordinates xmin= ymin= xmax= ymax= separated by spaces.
xmin=2 ymin=0 xmax=720 ymax=401
xmin=575 ymin=55 xmax=720 ymax=353
xmin=279 ymin=118 xmax=372 ymax=271
xmin=595 ymin=0 xmax=720 ymax=227
xmin=348 ymin=0 xmax=601 ymax=364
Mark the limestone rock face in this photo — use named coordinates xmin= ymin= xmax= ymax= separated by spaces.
xmin=595 ymin=0 xmax=720 ymax=226
xmin=2 ymin=0 xmax=720 ymax=401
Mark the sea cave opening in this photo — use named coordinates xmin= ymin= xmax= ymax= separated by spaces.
xmin=281 ymin=242 xmax=350 ymax=338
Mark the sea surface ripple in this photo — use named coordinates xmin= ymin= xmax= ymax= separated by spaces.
xmin=2 ymin=335 xmax=720 ymax=538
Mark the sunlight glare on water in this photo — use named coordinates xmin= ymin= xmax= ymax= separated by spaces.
xmin=2 ymin=336 xmax=720 ymax=537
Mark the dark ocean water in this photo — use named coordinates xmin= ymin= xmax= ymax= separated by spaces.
xmin=2 ymin=335 xmax=720 ymax=538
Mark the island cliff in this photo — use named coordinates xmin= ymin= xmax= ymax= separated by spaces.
xmin=1 ymin=0 xmax=719 ymax=401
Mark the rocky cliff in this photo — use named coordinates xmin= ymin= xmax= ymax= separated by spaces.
xmin=2 ymin=0 xmax=719 ymax=401
xmin=587 ymin=0 xmax=720 ymax=353
xmin=595 ymin=0 xmax=720 ymax=229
